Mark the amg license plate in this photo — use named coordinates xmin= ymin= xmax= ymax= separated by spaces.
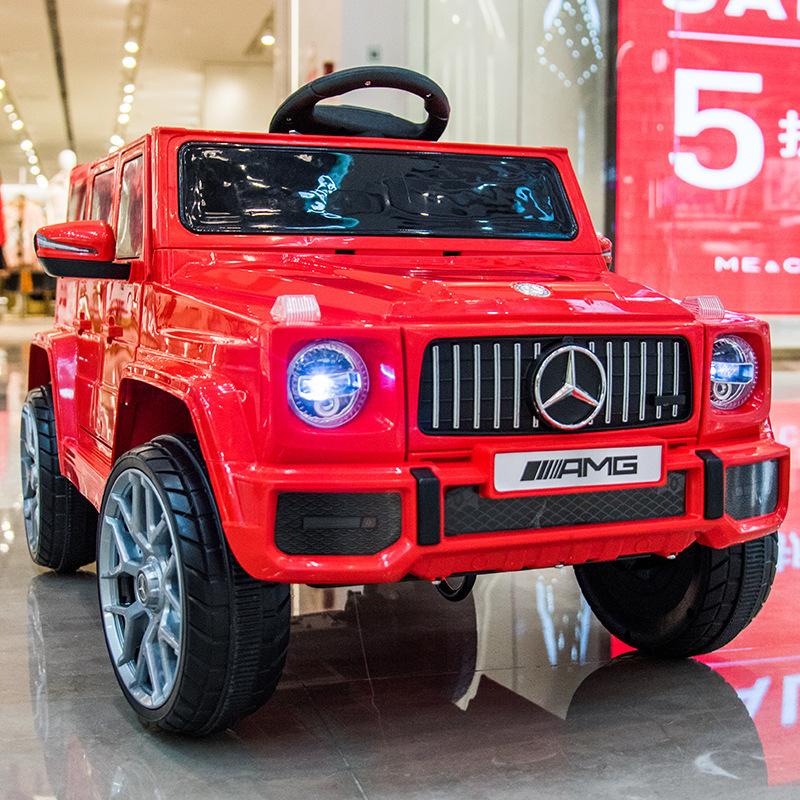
xmin=494 ymin=445 xmax=663 ymax=493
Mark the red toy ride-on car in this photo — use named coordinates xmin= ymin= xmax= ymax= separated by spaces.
xmin=20 ymin=67 xmax=789 ymax=734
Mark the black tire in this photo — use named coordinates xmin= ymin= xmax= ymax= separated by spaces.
xmin=20 ymin=385 xmax=98 ymax=572
xmin=436 ymin=574 xmax=477 ymax=602
xmin=574 ymin=533 xmax=778 ymax=657
xmin=96 ymin=434 xmax=290 ymax=735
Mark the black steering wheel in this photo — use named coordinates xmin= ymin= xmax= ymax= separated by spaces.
xmin=269 ymin=66 xmax=450 ymax=141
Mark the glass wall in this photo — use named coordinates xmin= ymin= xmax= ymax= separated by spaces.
xmin=410 ymin=0 xmax=612 ymax=226
xmin=279 ymin=0 xmax=614 ymax=230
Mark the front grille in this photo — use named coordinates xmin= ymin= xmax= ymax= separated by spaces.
xmin=444 ymin=472 xmax=687 ymax=536
xmin=418 ymin=335 xmax=692 ymax=435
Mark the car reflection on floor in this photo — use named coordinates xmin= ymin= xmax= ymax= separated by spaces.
xmin=1 ymin=324 xmax=799 ymax=799
xmin=610 ymin=377 xmax=800 ymax=787
xmin=24 ymin=571 xmax=770 ymax=799
xmin=695 ymin=395 xmax=800 ymax=787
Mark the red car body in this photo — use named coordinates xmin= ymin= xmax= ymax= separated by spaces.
xmin=28 ymin=126 xmax=788 ymax=586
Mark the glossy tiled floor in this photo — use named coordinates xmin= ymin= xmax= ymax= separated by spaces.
xmin=2 ymin=318 xmax=800 ymax=799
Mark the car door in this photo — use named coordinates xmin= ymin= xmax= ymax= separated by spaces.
xmin=74 ymin=166 xmax=115 ymax=454
xmin=74 ymin=151 xmax=146 ymax=452
xmin=98 ymin=152 xmax=145 ymax=446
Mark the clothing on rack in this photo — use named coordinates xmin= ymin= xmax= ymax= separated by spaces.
xmin=0 ymin=175 xmax=6 ymax=271
xmin=2 ymin=194 xmax=45 ymax=269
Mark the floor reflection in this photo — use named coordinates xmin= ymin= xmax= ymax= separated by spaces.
xmin=694 ymin=395 xmax=800 ymax=788
xmin=22 ymin=570 xmax=772 ymax=800
xmin=1 ymin=322 xmax=799 ymax=799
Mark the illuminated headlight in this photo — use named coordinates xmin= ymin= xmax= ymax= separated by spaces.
xmin=288 ymin=341 xmax=369 ymax=428
xmin=710 ymin=335 xmax=758 ymax=410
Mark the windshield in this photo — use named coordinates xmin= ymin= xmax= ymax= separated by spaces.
xmin=179 ymin=143 xmax=578 ymax=240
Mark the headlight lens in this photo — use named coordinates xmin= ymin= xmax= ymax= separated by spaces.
xmin=710 ymin=335 xmax=758 ymax=410
xmin=288 ymin=341 xmax=369 ymax=428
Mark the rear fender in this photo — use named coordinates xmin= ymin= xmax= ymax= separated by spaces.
xmin=27 ymin=336 xmax=80 ymax=476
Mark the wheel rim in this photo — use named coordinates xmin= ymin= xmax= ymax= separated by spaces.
xmin=98 ymin=468 xmax=184 ymax=709
xmin=20 ymin=404 xmax=41 ymax=555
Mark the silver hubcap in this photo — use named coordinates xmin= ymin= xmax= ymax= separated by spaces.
xmin=136 ymin=559 xmax=163 ymax=607
xmin=20 ymin=404 xmax=41 ymax=554
xmin=98 ymin=469 xmax=184 ymax=709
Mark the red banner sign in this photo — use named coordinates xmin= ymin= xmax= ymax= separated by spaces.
xmin=616 ymin=0 xmax=800 ymax=315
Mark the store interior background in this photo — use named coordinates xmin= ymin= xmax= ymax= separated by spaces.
xmin=4 ymin=0 xmax=796 ymax=337
xmin=0 ymin=0 xmax=611 ymax=257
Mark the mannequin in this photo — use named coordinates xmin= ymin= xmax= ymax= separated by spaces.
xmin=3 ymin=190 xmax=47 ymax=315
xmin=0 ymin=171 xmax=6 ymax=271
xmin=46 ymin=149 xmax=78 ymax=223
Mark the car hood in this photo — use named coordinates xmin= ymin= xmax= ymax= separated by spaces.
xmin=170 ymin=251 xmax=697 ymax=327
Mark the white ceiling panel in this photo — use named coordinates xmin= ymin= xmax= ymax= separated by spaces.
xmin=0 ymin=0 xmax=274 ymax=187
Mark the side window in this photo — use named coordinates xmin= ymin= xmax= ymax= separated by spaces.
xmin=67 ymin=180 xmax=87 ymax=221
xmin=116 ymin=156 xmax=144 ymax=259
xmin=90 ymin=169 xmax=115 ymax=224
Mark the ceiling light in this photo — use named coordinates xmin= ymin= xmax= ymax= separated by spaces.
xmin=9 ymin=111 xmax=18 ymax=121
xmin=3 ymin=103 xmax=13 ymax=113
xmin=11 ymin=119 xmax=23 ymax=130
xmin=28 ymin=155 xmax=38 ymax=164
xmin=30 ymin=165 xmax=40 ymax=175
xmin=122 ymin=56 xmax=136 ymax=69
xmin=36 ymin=175 xmax=48 ymax=188
xmin=118 ymin=113 xmax=130 ymax=124
xmin=261 ymin=33 xmax=276 ymax=46
xmin=109 ymin=145 xmax=120 ymax=153
xmin=20 ymin=139 xmax=32 ymax=150
xmin=124 ymin=40 xmax=139 ymax=53
xmin=0 ymin=79 xmax=5 ymax=90
xmin=124 ymin=83 xmax=135 ymax=93
xmin=119 ymin=102 xmax=132 ymax=113
xmin=110 ymin=134 xmax=125 ymax=147
xmin=123 ymin=94 xmax=134 ymax=103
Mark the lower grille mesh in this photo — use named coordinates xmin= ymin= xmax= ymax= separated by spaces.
xmin=444 ymin=472 xmax=687 ymax=536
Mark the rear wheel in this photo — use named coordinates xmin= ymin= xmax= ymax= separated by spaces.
xmin=20 ymin=386 xmax=97 ymax=572
xmin=97 ymin=435 xmax=290 ymax=735
xmin=574 ymin=534 xmax=778 ymax=657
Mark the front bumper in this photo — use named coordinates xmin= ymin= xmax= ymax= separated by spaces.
xmin=214 ymin=436 xmax=790 ymax=584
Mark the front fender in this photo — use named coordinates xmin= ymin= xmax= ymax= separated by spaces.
xmin=119 ymin=355 xmax=259 ymax=466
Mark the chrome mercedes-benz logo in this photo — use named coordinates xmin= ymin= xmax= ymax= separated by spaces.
xmin=533 ymin=345 xmax=606 ymax=430
xmin=136 ymin=572 xmax=150 ymax=604
xmin=513 ymin=283 xmax=551 ymax=298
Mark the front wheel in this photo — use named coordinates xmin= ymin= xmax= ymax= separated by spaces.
xmin=574 ymin=534 xmax=778 ymax=657
xmin=97 ymin=435 xmax=290 ymax=735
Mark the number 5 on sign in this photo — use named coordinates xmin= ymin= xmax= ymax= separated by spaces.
xmin=671 ymin=68 xmax=764 ymax=190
